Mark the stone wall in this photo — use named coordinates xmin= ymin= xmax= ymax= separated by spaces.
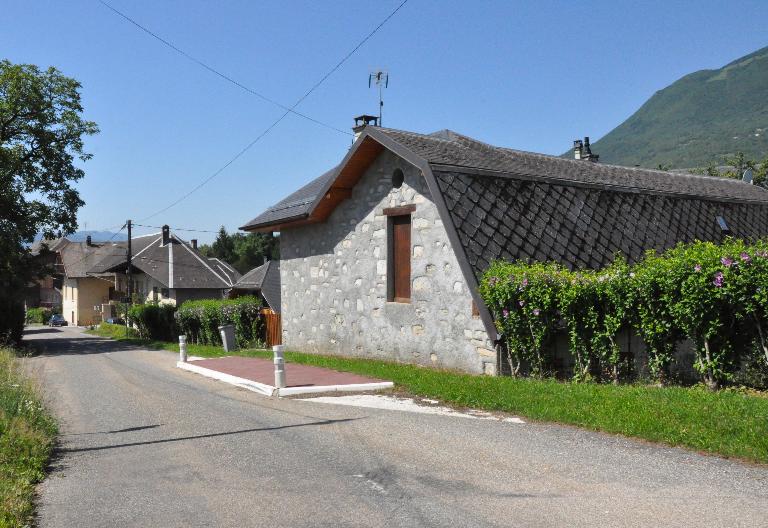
xmin=279 ymin=149 xmax=495 ymax=374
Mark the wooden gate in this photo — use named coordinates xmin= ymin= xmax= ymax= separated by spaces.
xmin=261 ymin=309 xmax=282 ymax=347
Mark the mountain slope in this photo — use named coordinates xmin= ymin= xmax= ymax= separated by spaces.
xmin=587 ymin=46 xmax=768 ymax=168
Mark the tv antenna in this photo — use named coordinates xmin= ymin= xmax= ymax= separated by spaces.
xmin=369 ymin=70 xmax=389 ymax=126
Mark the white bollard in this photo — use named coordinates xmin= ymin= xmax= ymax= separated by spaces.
xmin=273 ymin=345 xmax=286 ymax=389
xmin=179 ymin=335 xmax=188 ymax=363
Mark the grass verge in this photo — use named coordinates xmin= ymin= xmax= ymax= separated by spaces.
xmin=89 ymin=323 xmax=768 ymax=463
xmin=0 ymin=347 xmax=57 ymax=527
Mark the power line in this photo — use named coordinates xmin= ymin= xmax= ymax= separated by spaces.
xmin=135 ymin=0 xmax=410 ymax=223
xmin=98 ymin=0 xmax=351 ymax=137
xmin=53 ymin=223 xmax=127 ymax=274
xmin=132 ymin=223 xmax=219 ymax=234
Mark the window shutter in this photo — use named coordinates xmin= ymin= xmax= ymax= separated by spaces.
xmin=390 ymin=215 xmax=411 ymax=302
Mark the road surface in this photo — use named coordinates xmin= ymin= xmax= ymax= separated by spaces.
xmin=24 ymin=326 xmax=768 ymax=527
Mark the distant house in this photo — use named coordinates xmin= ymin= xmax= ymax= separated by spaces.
xmin=27 ymin=238 xmax=68 ymax=310
xmin=33 ymin=226 xmax=239 ymax=326
xmin=240 ymin=121 xmax=768 ymax=375
xmin=89 ymin=225 xmax=240 ymax=307
xmin=228 ymin=260 xmax=281 ymax=312
xmin=57 ymin=237 xmax=124 ymax=326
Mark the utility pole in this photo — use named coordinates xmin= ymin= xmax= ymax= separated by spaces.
xmin=126 ymin=219 xmax=132 ymax=306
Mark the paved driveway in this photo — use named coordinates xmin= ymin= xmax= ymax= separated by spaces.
xmin=24 ymin=326 xmax=768 ymax=527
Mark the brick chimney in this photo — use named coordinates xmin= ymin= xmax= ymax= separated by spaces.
xmin=162 ymin=225 xmax=170 ymax=246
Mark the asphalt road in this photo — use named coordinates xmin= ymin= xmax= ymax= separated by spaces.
xmin=24 ymin=326 xmax=768 ymax=527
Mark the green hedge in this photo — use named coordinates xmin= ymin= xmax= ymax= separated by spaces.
xmin=25 ymin=307 xmax=51 ymax=324
xmin=127 ymin=303 xmax=177 ymax=341
xmin=176 ymin=296 xmax=264 ymax=348
xmin=480 ymin=239 xmax=768 ymax=389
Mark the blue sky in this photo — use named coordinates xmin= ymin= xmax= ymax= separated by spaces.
xmin=3 ymin=0 xmax=768 ymax=242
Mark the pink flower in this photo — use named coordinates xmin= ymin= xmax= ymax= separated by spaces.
xmin=502 ymin=309 xmax=509 ymax=318
xmin=521 ymin=278 xmax=529 ymax=287
xmin=721 ymin=257 xmax=734 ymax=268
xmin=532 ymin=308 xmax=541 ymax=316
xmin=488 ymin=276 xmax=499 ymax=286
xmin=694 ymin=264 xmax=702 ymax=272
xmin=741 ymin=252 xmax=751 ymax=263
xmin=713 ymin=271 xmax=724 ymax=287
xmin=518 ymin=300 xmax=525 ymax=307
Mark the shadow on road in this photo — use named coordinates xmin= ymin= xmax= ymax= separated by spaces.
xmin=57 ymin=417 xmax=361 ymax=454
xmin=24 ymin=327 xmax=63 ymax=334
xmin=23 ymin=330 xmax=150 ymax=357
xmin=62 ymin=424 xmax=165 ymax=436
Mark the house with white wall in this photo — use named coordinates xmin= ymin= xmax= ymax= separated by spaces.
xmin=240 ymin=120 xmax=768 ymax=375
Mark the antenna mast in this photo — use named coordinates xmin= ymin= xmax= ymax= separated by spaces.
xmin=369 ymin=70 xmax=389 ymax=126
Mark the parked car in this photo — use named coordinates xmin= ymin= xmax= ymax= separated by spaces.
xmin=49 ymin=314 xmax=68 ymax=327
xmin=105 ymin=317 xmax=125 ymax=325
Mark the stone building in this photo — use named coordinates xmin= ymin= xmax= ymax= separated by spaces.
xmin=241 ymin=123 xmax=768 ymax=375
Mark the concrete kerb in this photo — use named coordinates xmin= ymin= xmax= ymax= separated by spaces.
xmin=176 ymin=359 xmax=394 ymax=398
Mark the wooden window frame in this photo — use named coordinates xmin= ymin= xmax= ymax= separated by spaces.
xmin=387 ymin=213 xmax=412 ymax=303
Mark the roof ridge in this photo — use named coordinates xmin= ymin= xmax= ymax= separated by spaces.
xmin=375 ymin=126 xmax=768 ymax=199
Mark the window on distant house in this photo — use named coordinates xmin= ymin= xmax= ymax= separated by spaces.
xmin=387 ymin=214 xmax=411 ymax=302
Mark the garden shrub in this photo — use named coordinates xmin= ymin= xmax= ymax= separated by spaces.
xmin=630 ymin=252 xmax=682 ymax=383
xmin=480 ymin=238 xmax=768 ymax=389
xmin=126 ymin=303 xmax=177 ymax=341
xmin=480 ymin=261 xmax=565 ymax=377
xmin=176 ymin=296 xmax=264 ymax=348
xmin=25 ymin=307 xmax=51 ymax=324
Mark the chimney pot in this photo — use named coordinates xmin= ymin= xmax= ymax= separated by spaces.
xmin=162 ymin=225 xmax=170 ymax=246
xmin=191 ymin=239 xmax=197 ymax=250
xmin=352 ymin=114 xmax=380 ymax=141
xmin=573 ymin=139 xmax=583 ymax=160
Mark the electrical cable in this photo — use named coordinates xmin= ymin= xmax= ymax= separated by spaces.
xmin=98 ymin=0 xmax=351 ymax=136
xmin=131 ymin=0 xmax=410 ymax=222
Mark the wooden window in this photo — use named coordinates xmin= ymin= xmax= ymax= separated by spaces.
xmin=388 ymin=214 xmax=411 ymax=302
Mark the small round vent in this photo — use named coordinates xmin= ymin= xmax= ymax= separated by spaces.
xmin=392 ymin=168 xmax=404 ymax=189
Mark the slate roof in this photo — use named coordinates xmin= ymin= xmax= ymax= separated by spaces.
xmin=434 ymin=168 xmax=768 ymax=278
xmin=232 ymin=260 xmax=281 ymax=312
xmin=239 ymin=126 xmax=768 ymax=335
xmin=240 ymin=166 xmax=338 ymax=230
xmin=29 ymin=238 xmax=69 ymax=256
xmin=377 ymin=127 xmax=768 ymax=203
xmin=88 ymin=233 xmax=239 ymax=289
xmin=58 ymin=240 xmax=126 ymax=278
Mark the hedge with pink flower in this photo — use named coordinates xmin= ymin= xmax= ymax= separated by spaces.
xmin=479 ymin=239 xmax=768 ymax=389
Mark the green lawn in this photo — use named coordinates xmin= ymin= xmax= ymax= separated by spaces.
xmin=0 ymin=348 xmax=57 ymax=528
xmin=88 ymin=323 xmax=768 ymax=464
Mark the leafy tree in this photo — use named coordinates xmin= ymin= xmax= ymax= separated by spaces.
xmin=199 ymin=227 xmax=279 ymax=274
xmin=0 ymin=60 xmax=98 ymax=342
xmin=691 ymin=151 xmax=768 ymax=186
xmin=209 ymin=227 xmax=236 ymax=264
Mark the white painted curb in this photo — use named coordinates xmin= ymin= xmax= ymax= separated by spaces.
xmin=176 ymin=360 xmax=394 ymax=397
xmin=177 ymin=361 xmax=276 ymax=396
xmin=277 ymin=382 xmax=394 ymax=396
